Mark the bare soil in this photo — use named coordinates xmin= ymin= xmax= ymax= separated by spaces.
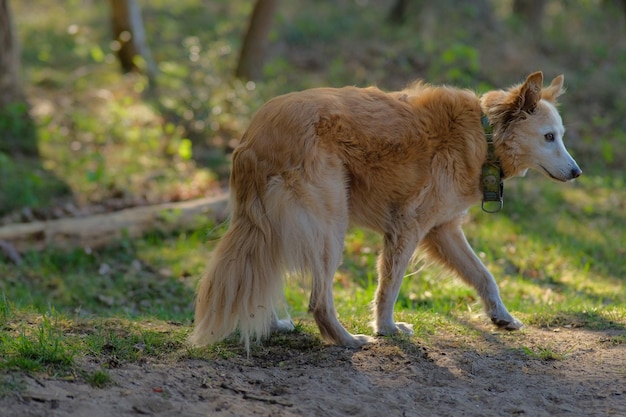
xmin=1 ymin=324 xmax=625 ymax=417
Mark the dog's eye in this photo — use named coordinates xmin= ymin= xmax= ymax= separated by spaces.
xmin=544 ymin=133 xmax=555 ymax=142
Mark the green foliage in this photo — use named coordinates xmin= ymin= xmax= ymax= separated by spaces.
xmin=0 ymin=102 xmax=38 ymax=154
xmin=0 ymin=151 xmax=71 ymax=215
xmin=429 ymin=43 xmax=480 ymax=87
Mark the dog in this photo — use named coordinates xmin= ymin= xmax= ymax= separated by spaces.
xmin=190 ymin=71 xmax=582 ymax=351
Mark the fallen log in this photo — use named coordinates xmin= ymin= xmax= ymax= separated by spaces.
xmin=0 ymin=194 xmax=230 ymax=252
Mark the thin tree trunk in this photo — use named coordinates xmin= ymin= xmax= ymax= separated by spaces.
xmin=235 ymin=0 xmax=279 ymax=81
xmin=0 ymin=0 xmax=23 ymax=106
xmin=0 ymin=0 xmax=36 ymax=155
xmin=110 ymin=0 xmax=158 ymax=83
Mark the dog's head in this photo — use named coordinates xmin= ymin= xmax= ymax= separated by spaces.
xmin=481 ymin=72 xmax=582 ymax=182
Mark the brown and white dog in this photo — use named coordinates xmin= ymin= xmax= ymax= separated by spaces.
xmin=190 ymin=72 xmax=581 ymax=351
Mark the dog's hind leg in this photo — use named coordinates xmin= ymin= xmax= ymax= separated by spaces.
xmin=309 ymin=210 xmax=375 ymax=347
xmin=270 ymin=160 xmax=374 ymax=347
xmin=373 ymin=227 xmax=422 ymax=337
xmin=421 ymin=219 xmax=523 ymax=330
xmin=304 ymin=179 xmax=375 ymax=347
xmin=309 ymin=229 xmax=376 ymax=347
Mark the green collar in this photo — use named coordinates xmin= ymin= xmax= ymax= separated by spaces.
xmin=480 ymin=115 xmax=503 ymax=213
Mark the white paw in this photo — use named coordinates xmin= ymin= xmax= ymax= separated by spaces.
xmin=345 ymin=334 xmax=377 ymax=348
xmin=374 ymin=321 xmax=414 ymax=336
xmin=490 ymin=313 xmax=524 ymax=330
xmin=272 ymin=318 xmax=296 ymax=333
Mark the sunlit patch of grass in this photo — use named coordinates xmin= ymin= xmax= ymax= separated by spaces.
xmin=0 ymin=307 xmax=191 ymax=377
xmin=0 ymin=314 xmax=75 ymax=373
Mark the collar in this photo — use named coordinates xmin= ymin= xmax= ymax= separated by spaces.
xmin=480 ymin=115 xmax=504 ymax=213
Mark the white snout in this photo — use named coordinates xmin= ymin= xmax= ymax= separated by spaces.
xmin=539 ymin=149 xmax=582 ymax=182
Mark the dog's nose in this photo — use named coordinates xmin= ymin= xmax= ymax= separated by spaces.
xmin=571 ymin=167 xmax=582 ymax=178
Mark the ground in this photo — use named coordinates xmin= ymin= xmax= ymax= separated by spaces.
xmin=2 ymin=324 xmax=624 ymax=417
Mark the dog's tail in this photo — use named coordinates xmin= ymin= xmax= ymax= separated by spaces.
xmin=189 ymin=191 xmax=285 ymax=351
xmin=189 ymin=137 xmax=305 ymax=352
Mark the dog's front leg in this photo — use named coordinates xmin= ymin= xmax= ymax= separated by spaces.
xmin=373 ymin=230 xmax=421 ymax=336
xmin=421 ymin=221 xmax=523 ymax=330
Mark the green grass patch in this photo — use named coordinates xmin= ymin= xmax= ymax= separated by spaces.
xmin=601 ymin=333 xmax=626 ymax=346
xmin=1 ymin=314 xmax=75 ymax=372
xmin=517 ymin=345 xmax=567 ymax=361
xmin=84 ymin=369 xmax=112 ymax=388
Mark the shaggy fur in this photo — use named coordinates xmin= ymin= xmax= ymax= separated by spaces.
xmin=190 ymin=71 xmax=582 ymax=351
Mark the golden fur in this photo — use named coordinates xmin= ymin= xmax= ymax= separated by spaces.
xmin=190 ymin=72 xmax=581 ymax=351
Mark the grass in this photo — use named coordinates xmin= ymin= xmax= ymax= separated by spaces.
xmin=84 ymin=369 xmax=112 ymax=388
xmin=1 ymin=0 xmax=625 ymax=395
xmin=601 ymin=334 xmax=626 ymax=346
xmin=518 ymin=346 xmax=567 ymax=361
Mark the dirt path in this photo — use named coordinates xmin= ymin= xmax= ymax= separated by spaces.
xmin=2 ymin=325 xmax=625 ymax=417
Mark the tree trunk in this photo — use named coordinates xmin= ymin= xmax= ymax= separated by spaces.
xmin=0 ymin=0 xmax=23 ymax=106
xmin=235 ymin=0 xmax=279 ymax=81
xmin=0 ymin=0 xmax=37 ymax=155
xmin=110 ymin=0 xmax=158 ymax=82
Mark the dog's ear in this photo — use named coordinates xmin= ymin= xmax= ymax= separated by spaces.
xmin=542 ymin=74 xmax=565 ymax=103
xmin=517 ymin=71 xmax=543 ymax=114
xmin=480 ymin=71 xmax=548 ymax=130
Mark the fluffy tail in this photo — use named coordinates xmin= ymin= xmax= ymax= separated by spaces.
xmin=189 ymin=206 xmax=284 ymax=351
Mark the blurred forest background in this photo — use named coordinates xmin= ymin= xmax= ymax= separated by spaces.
xmin=1 ymin=0 xmax=625 ymax=226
